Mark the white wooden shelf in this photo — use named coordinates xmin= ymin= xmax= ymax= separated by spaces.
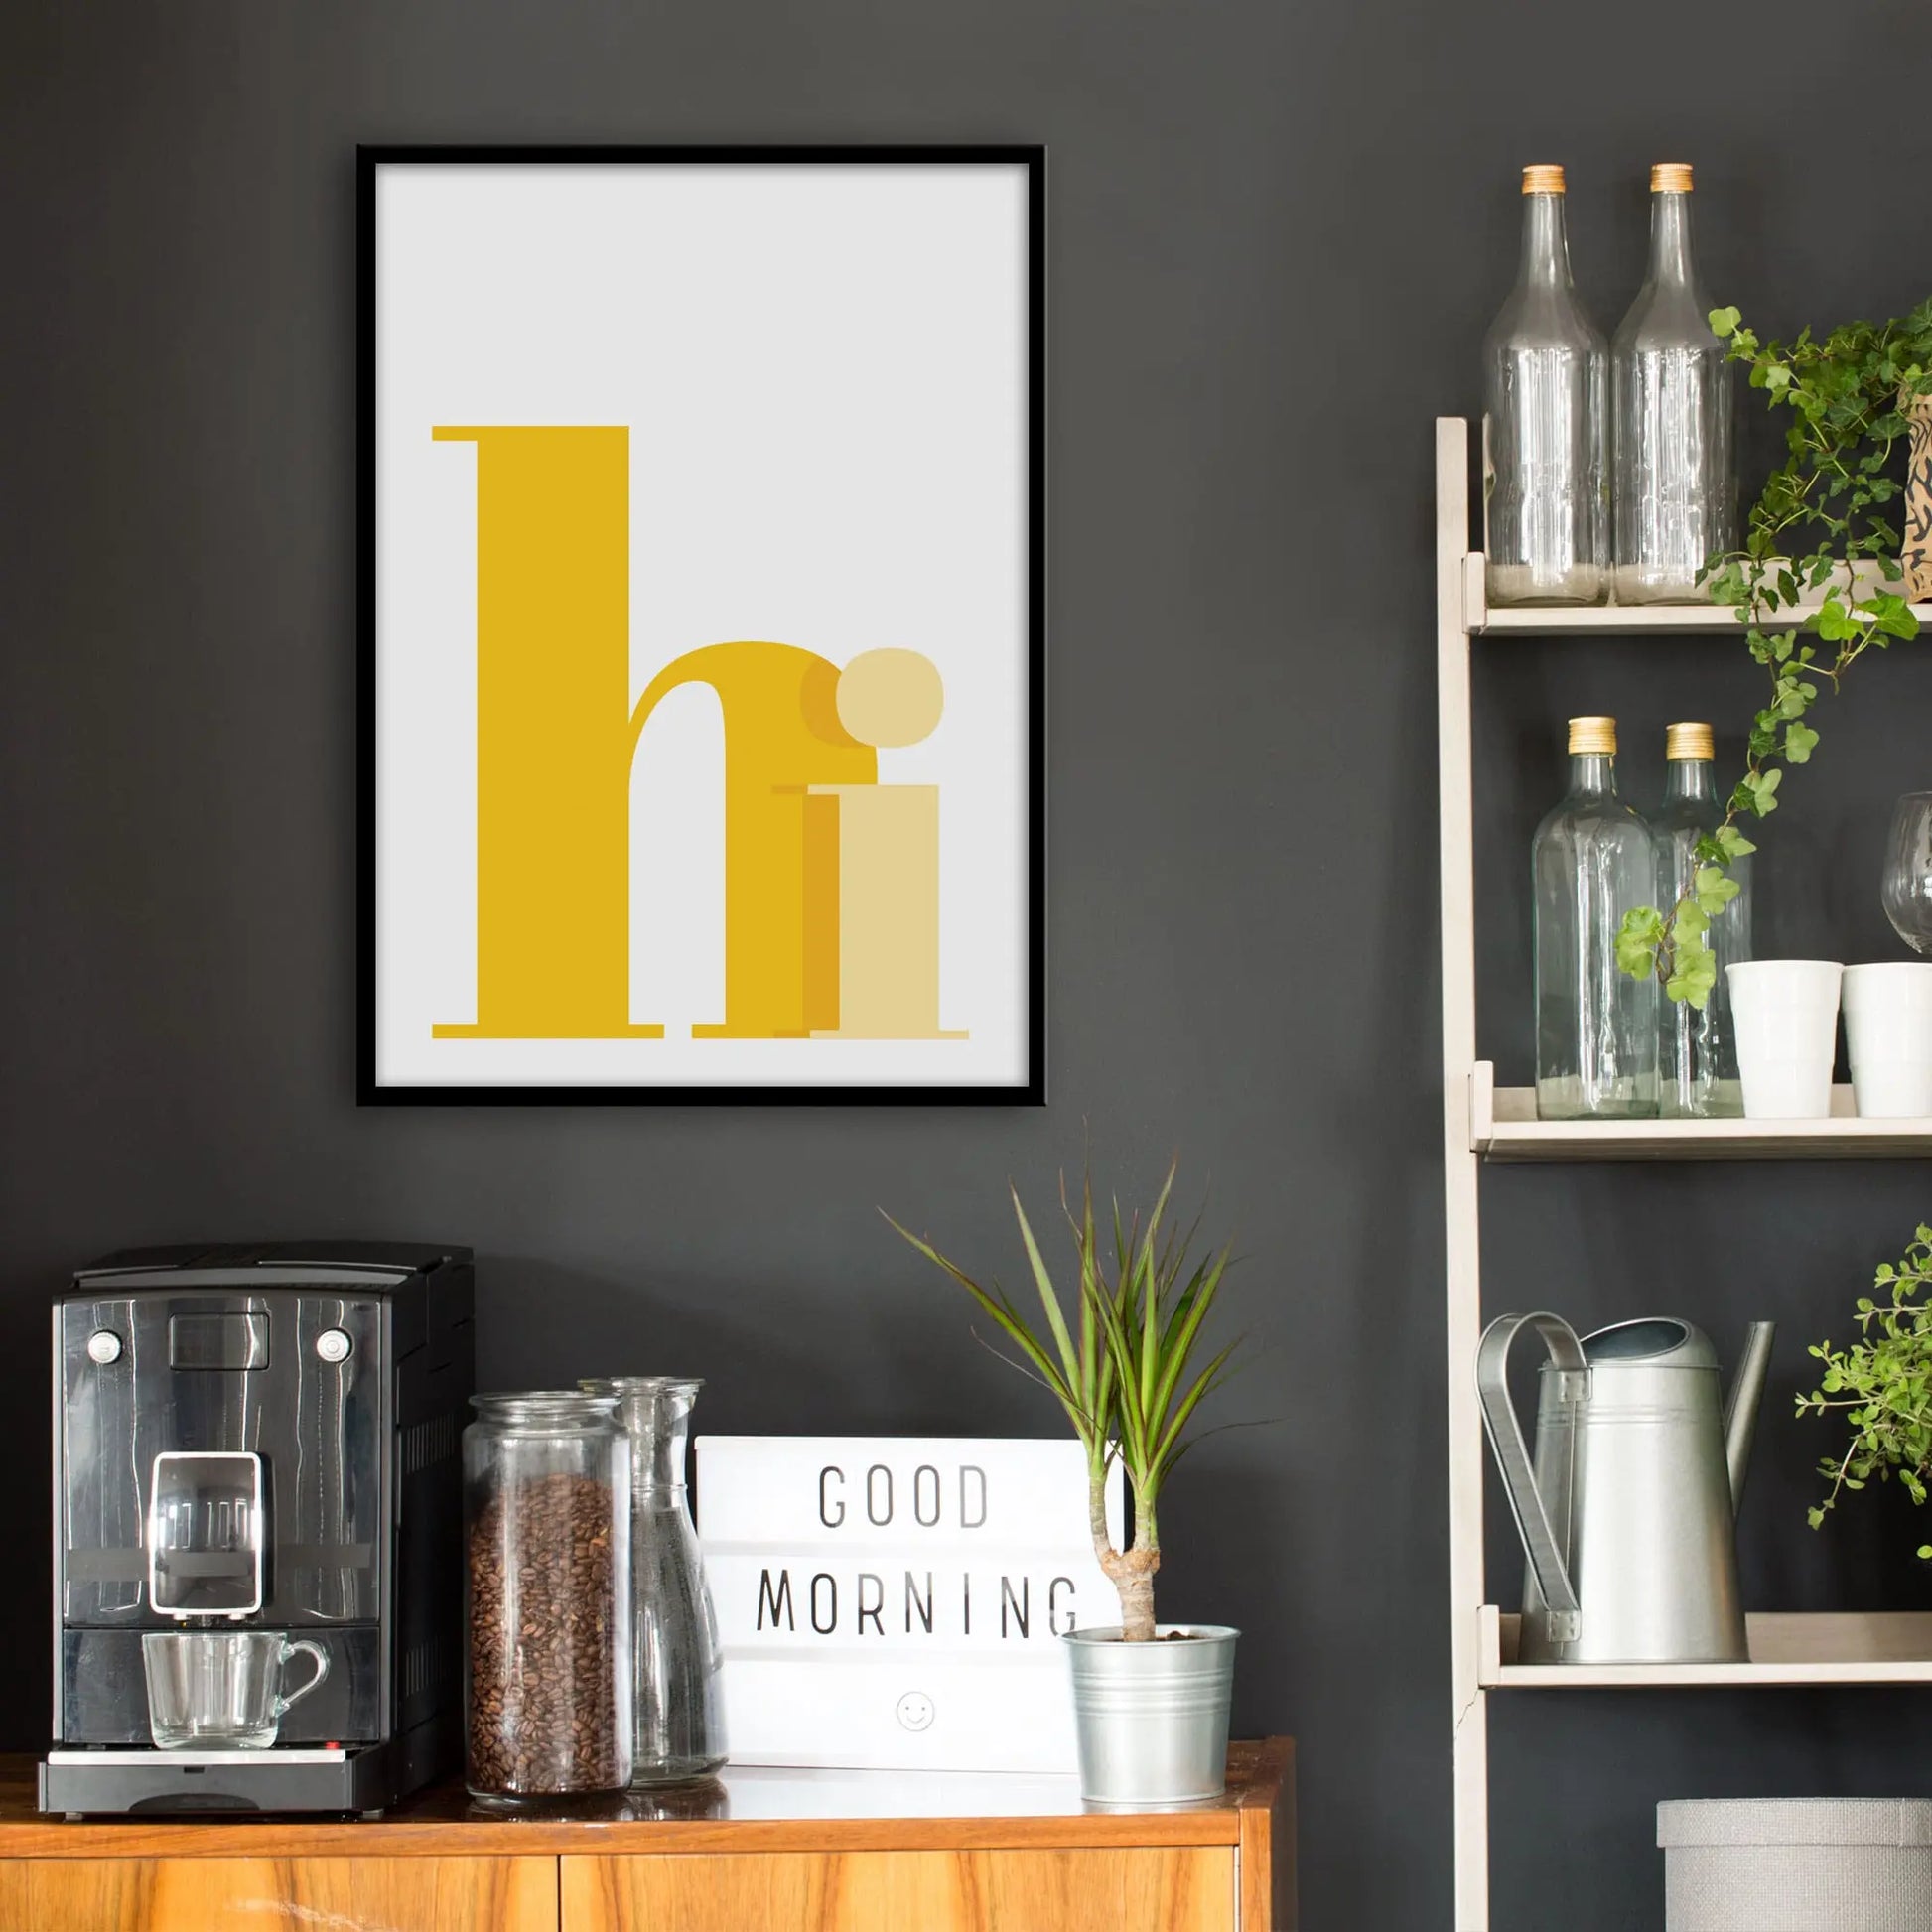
xmin=1432 ymin=418 xmax=1932 ymax=1929
xmin=1480 ymin=1606 xmax=1932 ymax=1688
xmin=1459 ymin=551 xmax=1932 ymax=637
xmin=1469 ymin=1063 xmax=1932 ymax=1161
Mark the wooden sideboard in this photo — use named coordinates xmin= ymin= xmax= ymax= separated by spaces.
xmin=0 ymin=1739 xmax=1294 ymax=1932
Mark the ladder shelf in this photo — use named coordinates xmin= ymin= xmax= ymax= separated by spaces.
xmin=1433 ymin=417 xmax=1932 ymax=1930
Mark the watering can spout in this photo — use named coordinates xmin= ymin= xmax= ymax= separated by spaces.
xmin=1723 ymin=1322 xmax=1776 ymax=1515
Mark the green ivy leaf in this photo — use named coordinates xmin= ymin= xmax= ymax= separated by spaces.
xmin=1863 ymin=591 xmax=1922 ymax=640
xmin=1615 ymin=907 xmax=1667 ymax=980
xmin=1707 ymin=563 xmax=1747 ymax=606
xmin=1814 ymin=597 xmax=1859 ymax=641
xmin=1695 ymin=866 xmax=1741 ymax=914
xmin=1665 ymin=930 xmax=1719 ymax=1008
xmin=1714 ymin=825 xmax=1758 ymax=859
xmin=1785 ymin=720 xmax=1820 ymax=763
xmin=1710 ymin=305 xmax=1741 ymax=339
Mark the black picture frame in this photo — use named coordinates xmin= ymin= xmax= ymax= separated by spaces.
xmin=357 ymin=144 xmax=1046 ymax=1106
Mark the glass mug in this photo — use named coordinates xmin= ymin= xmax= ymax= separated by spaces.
xmin=142 ymin=1629 xmax=330 ymax=1749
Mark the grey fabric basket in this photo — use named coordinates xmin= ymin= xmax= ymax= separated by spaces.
xmin=1659 ymin=1799 xmax=1932 ymax=1931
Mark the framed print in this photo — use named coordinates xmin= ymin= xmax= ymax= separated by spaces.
xmin=358 ymin=146 xmax=1043 ymax=1103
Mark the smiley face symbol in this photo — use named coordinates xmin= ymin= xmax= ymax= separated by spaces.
xmin=896 ymin=1691 xmax=935 ymax=1732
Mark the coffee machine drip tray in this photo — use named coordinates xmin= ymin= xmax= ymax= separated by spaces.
xmin=41 ymin=1744 xmax=402 ymax=1818
xmin=48 ymin=1749 xmax=348 ymax=1764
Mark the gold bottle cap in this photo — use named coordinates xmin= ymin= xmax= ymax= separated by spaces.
xmin=1522 ymin=164 xmax=1567 ymax=196
xmin=1651 ymin=162 xmax=1694 ymax=193
xmin=1666 ymin=721 xmax=1715 ymax=760
xmin=1568 ymin=716 xmax=1617 ymax=756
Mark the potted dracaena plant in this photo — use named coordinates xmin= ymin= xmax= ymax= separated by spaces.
xmin=887 ymin=1160 xmax=1247 ymax=1806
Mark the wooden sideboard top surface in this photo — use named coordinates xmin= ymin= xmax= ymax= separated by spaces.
xmin=0 ymin=1739 xmax=1292 ymax=1860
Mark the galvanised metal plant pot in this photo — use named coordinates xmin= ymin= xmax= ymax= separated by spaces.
xmin=1063 ymin=1624 xmax=1238 ymax=1808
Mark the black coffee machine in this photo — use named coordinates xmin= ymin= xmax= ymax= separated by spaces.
xmin=41 ymin=1243 xmax=473 ymax=1815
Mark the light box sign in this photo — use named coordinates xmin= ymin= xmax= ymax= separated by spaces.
xmin=696 ymin=1437 xmax=1124 ymax=1772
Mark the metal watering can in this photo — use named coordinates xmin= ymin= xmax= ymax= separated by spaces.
xmin=1476 ymin=1313 xmax=1775 ymax=1665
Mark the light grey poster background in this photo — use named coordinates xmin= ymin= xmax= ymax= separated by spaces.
xmin=3 ymin=3 xmax=1931 ymax=1923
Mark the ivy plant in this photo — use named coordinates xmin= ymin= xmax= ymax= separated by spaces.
xmin=1798 ymin=1226 xmax=1932 ymax=1555
xmin=1616 ymin=298 xmax=1932 ymax=1006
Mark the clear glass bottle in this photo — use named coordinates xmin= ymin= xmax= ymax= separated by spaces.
xmin=1483 ymin=164 xmax=1608 ymax=606
xmin=1612 ymin=165 xmax=1735 ymax=603
xmin=1655 ymin=723 xmax=1750 ymax=1117
xmin=1534 ymin=716 xmax=1659 ymax=1119
xmin=464 ymin=1392 xmax=632 ymax=1806
xmin=582 ymin=1377 xmax=727 ymax=1785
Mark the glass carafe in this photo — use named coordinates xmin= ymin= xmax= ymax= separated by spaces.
xmin=1654 ymin=723 xmax=1750 ymax=1116
xmin=1882 ymin=793 xmax=1932 ymax=956
xmin=1612 ymin=164 xmax=1735 ymax=603
xmin=583 ymin=1377 xmax=728 ymax=1785
xmin=1483 ymin=164 xmax=1608 ymax=606
xmin=1533 ymin=716 xmax=1660 ymax=1119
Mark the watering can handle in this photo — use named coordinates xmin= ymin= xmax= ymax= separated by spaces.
xmin=1475 ymin=1312 xmax=1586 ymax=1624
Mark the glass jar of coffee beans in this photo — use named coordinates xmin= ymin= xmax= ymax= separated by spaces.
xmin=463 ymin=1392 xmax=632 ymax=1805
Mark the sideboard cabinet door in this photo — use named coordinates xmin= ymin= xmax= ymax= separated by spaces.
xmin=562 ymin=1848 xmax=1237 ymax=1932
xmin=0 ymin=1856 xmax=560 ymax=1931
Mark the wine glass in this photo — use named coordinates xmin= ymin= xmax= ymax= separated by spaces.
xmin=1881 ymin=793 xmax=1932 ymax=955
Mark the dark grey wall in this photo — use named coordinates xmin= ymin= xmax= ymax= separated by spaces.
xmin=4 ymin=2 xmax=1931 ymax=1923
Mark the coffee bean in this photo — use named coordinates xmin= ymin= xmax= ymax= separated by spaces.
xmin=467 ymin=1469 xmax=623 ymax=1796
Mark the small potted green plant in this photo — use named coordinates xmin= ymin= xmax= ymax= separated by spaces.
xmin=1798 ymin=1224 xmax=1932 ymax=1548
xmin=888 ymin=1160 xmax=1246 ymax=1806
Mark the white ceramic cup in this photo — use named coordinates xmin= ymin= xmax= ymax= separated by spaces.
xmin=1726 ymin=960 xmax=1845 ymax=1119
xmin=1842 ymin=962 xmax=1932 ymax=1118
